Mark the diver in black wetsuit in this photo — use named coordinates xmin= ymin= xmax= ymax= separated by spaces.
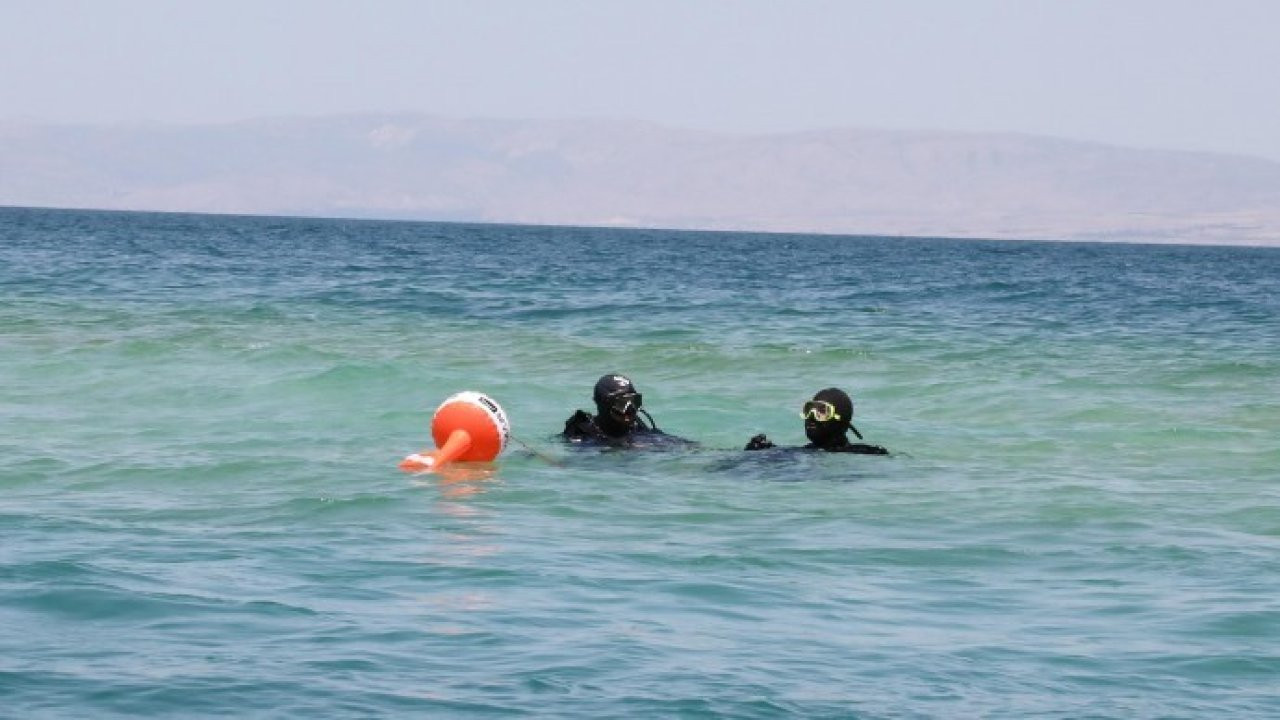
xmin=744 ymin=387 xmax=889 ymax=455
xmin=562 ymin=374 xmax=691 ymax=447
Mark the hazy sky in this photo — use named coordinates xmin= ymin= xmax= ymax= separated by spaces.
xmin=4 ymin=0 xmax=1279 ymax=161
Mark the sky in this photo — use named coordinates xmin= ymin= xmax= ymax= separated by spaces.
xmin=3 ymin=0 xmax=1279 ymax=161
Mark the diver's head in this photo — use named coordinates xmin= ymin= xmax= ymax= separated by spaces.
xmin=802 ymin=387 xmax=854 ymax=448
xmin=593 ymin=374 xmax=643 ymax=434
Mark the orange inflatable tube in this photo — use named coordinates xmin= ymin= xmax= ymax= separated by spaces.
xmin=400 ymin=391 xmax=511 ymax=472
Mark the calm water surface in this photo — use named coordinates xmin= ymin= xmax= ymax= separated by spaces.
xmin=2 ymin=207 xmax=1278 ymax=717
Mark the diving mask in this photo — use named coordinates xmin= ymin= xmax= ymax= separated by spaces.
xmin=800 ymin=400 xmax=842 ymax=422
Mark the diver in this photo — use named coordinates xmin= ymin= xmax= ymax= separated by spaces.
xmin=744 ymin=387 xmax=889 ymax=455
xmin=562 ymin=374 xmax=691 ymax=447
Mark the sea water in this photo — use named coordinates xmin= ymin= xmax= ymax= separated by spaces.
xmin=1 ymin=206 xmax=1278 ymax=718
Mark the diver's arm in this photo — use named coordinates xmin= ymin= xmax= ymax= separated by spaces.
xmin=744 ymin=434 xmax=776 ymax=451
xmin=562 ymin=410 xmax=597 ymax=439
xmin=842 ymin=443 xmax=889 ymax=455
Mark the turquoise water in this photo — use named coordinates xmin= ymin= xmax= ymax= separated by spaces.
xmin=2 ymin=206 xmax=1278 ymax=717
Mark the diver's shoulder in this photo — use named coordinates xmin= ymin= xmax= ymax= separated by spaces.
xmin=637 ymin=425 xmax=697 ymax=447
xmin=562 ymin=409 xmax=599 ymax=439
xmin=793 ymin=441 xmax=890 ymax=455
xmin=831 ymin=442 xmax=890 ymax=455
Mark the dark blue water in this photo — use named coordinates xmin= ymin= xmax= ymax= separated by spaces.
xmin=2 ymin=207 xmax=1279 ymax=717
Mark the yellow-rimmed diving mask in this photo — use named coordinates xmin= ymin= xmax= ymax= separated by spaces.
xmin=800 ymin=400 xmax=842 ymax=422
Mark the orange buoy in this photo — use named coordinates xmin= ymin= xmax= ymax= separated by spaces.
xmin=399 ymin=391 xmax=511 ymax=472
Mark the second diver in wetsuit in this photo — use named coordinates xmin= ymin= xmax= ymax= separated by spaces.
xmin=744 ymin=387 xmax=889 ymax=455
xmin=562 ymin=374 xmax=691 ymax=448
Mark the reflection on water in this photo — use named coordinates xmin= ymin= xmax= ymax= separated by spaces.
xmin=411 ymin=463 xmax=507 ymax=631
xmin=408 ymin=462 xmax=499 ymax=499
xmin=412 ymin=463 xmax=504 ymax=572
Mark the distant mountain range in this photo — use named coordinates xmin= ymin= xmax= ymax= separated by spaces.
xmin=4 ymin=114 xmax=1280 ymax=245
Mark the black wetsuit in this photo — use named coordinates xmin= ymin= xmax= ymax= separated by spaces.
xmin=745 ymin=434 xmax=889 ymax=455
xmin=562 ymin=410 xmax=692 ymax=448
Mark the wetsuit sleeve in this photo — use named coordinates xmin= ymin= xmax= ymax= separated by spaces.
xmin=842 ymin=443 xmax=889 ymax=455
xmin=627 ymin=420 xmax=696 ymax=447
xmin=744 ymin=434 xmax=776 ymax=451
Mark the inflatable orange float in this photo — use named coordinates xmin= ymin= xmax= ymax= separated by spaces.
xmin=399 ymin=391 xmax=510 ymax=472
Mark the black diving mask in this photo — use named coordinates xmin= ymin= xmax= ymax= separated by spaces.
xmin=605 ymin=392 xmax=642 ymax=420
